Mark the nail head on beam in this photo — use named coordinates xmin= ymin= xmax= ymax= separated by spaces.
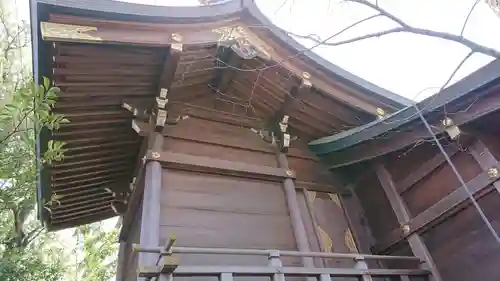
xmin=171 ymin=33 xmax=183 ymax=42
xmin=488 ymin=167 xmax=499 ymax=179
xmin=301 ymin=72 xmax=312 ymax=88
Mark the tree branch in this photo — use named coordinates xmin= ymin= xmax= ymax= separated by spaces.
xmin=22 ymin=226 xmax=44 ymax=247
xmin=0 ymin=109 xmax=32 ymax=145
xmin=344 ymin=0 xmax=409 ymax=27
xmin=292 ymin=0 xmax=500 ymax=58
xmin=461 ymin=0 xmax=481 ymax=37
xmin=285 ymin=13 xmax=383 ymax=48
xmin=441 ymin=51 xmax=475 ymax=91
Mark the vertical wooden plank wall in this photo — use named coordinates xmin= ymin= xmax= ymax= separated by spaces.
xmin=355 ymin=136 xmax=500 ymax=281
xmin=153 ymin=113 xmax=364 ymax=268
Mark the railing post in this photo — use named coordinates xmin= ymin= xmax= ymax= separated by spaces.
xmin=268 ymin=251 xmax=286 ymax=281
xmin=220 ymin=273 xmax=234 ymax=281
xmin=319 ymin=274 xmax=331 ymax=281
xmin=354 ymin=257 xmax=373 ymax=281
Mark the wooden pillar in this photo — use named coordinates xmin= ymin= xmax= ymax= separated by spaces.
xmin=276 ymin=152 xmax=314 ymax=268
xmin=115 ymin=241 xmax=126 ymax=281
xmin=374 ymin=163 xmax=442 ymax=281
xmin=138 ymin=133 xmax=163 ymax=273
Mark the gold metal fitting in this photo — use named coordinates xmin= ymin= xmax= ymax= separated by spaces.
xmin=152 ymin=152 xmax=161 ymax=159
xmin=488 ymin=167 xmax=499 ymax=179
xmin=401 ymin=224 xmax=411 ymax=235
xmin=376 ymin=108 xmax=385 ymax=118
xmin=285 ymin=169 xmax=294 ymax=177
xmin=442 ymin=117 xmax=454 ymax=127
xmin=171 ymin=33 xmax=183 ymax=42
xmin=302 ymin=72 xmax=311 ymax=80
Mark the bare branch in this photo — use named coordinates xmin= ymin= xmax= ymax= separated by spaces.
xmin=22 ymin=226 xmax=45 ymax=247
xmin=295 ymin=27 xmax=402 ymax=48
xmin=302 ymin=0 xmax=500 ymax=58
xmin=285 ymin=13 xmax=382 ymax=48
xmin=0 ymin=109 xmax=33 ymax=145
xmin=274 ymin=0 xmax=290 ymax=15
xmin=461 ymin=0 xmax=481 ymax=37
xmin=345 ymin=0 xmax=409 ymax=27
xmin=293 ymin=18 xmax=500 ymax=58
xmin=441 ymin=51 xmax=475 ymax=91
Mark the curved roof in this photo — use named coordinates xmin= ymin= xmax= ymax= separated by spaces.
xmin=34 ymin=0 xmax=411 ymax=110
xmin=31 ymin=0 xmax=411 ymax=229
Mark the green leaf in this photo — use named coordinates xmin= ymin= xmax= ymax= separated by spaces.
xmin=42 ymin=76 xmax=51 ymax=92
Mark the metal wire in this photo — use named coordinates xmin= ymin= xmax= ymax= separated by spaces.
xmin=413 ymin=103 xmax=500 ymax=246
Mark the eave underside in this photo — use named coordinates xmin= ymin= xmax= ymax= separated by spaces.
xmin=34 ymin=6 xmax=408 ymax=230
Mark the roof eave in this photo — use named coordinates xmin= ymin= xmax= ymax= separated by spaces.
xmin=309 ymin=57 xmax=500 ymax=157
xmin=241 ymin=0 xmax=412 ymax=111
xmin=32 ymin=0 xmax=415 ymax=228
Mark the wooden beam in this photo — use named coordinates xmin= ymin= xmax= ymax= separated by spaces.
xmin=144 ymin=150 xmax=295 ymax=181
xmin=276 ymin=73 xmax=312 ymax=118
xmin=48 ymin=210 xmax=116 ymax=231
xmin=40 ymin=21 xmax=222 ymax=46
xmin=397 ymin=145 xmax=460 ymax=194
xmin=172 ymin=102 xmax=261 ymax=128
xmin=159 ymin=44 xmax=183 ymax=91
xmin=266 ymin=74 xmax=312 ymax=152
xmin=324 ymin=91 xmax=500 ymax=169
xmin=294 ymin=181 xmax=351 ymax=195
xmin=374 ymin=163 xmax=442 ymax=281
xmin=373 ymin=158 xmax=500 ymax=254
xmin=208 ymin=47 xmax=242 ymax=105
xmin=469 ymin=140 xmax=500 ymax=193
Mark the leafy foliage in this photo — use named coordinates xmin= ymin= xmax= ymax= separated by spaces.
xmin=0 ymin=247 xmax=64 ymax=281
xmin=0 ymin=4 xmax=116 ymax=281
xmin=72 ymin=223 xmax=119 ymax=281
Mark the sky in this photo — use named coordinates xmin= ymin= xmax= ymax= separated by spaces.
xmin=118 ymin=0 xmax=500 ymax=101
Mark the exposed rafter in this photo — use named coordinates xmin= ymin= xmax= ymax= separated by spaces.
xmin=209 ymin=46 xmax=242 ymax=104
xmin=250 ymin=72 xmax=312 ymax=152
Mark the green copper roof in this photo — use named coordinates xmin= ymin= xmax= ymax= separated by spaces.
xmin=309 ymin=58 xmax=500 ymax=158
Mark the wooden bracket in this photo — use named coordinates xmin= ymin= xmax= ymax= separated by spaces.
xmin=103 ymin=186 xmax=130 ymax=215
xmin=122 ymin=100 xmax=152 ymax=121
xmin=265 ymin=72 xmax=312 ymax=153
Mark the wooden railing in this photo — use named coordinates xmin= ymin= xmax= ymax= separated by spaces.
xmin=133 ymin=238 xmax=430 ymax=281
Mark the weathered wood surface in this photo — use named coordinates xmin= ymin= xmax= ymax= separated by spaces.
xmin=277 ymin=152 xmax=314 ymax=269
xmin=145 ymin=150 xmax=294 ymax=181
xmin=123 ymin=205 xmax=142 ymax=281
xmin=353 ymin=135 xmax=500 ymax=281
xmin=374 ymin=163 xmax=442 ymax=281
xmin=147 ymin=113 xmax=364 ymax=274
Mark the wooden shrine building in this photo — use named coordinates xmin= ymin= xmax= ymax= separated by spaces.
xmin=30 ymin=1 xmax=500 ymax=281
